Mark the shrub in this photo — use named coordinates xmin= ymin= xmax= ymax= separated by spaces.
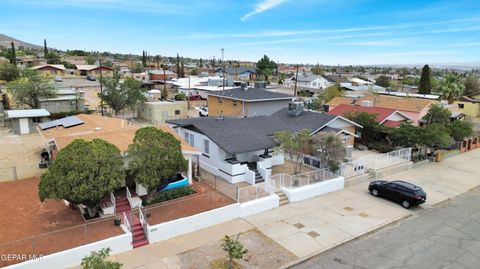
xmin=142 ymin=185 xmax=194 ymax=206
xmin=175 ymin=93 xmax=187 ymax=101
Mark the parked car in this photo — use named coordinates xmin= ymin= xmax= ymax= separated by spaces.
xmin=189 ymin=95 xmax=204 ymax=101
xmin=368 ymin=180 xmax=426 ymax=209
xmin=199 ymin=106 xmax=208 ymax=117
xmin=86 ymin=75 xmax=96 ymax=81
xmin=54 ymin=76 xmax=63 ymax=82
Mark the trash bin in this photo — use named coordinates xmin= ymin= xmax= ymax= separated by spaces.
xmin=435 ymin=151 xmax=443 ymax=162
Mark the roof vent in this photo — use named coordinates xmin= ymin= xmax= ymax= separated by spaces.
xmin=288 ymin=99 xmax=304 ymax=117
xmin=361 ymin=100 xmax=373 ymax=107
xmin=95 ymin=127 xmax=102 ymax=131
xmin=241 ymin=82 xmax=248 ymax=91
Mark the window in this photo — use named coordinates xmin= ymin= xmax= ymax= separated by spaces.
xmin=190 ymin=134 xmax=194 ymax=147
xmin=175 ymin=110 xmax=180 ymax=115
xmin=184 ymin=133 xmax=189 ymax=142
xmin=218 ymin=98 xmax=223 ymax=104
xmin=458 ymin=103 xmax=465 ymax=109
xmin=233 ymin=101 xmax=237 ymax=107
xmin=184 ymin=132 xmax=194 ymax=147
xmin=204 ymin=139 xmax=210 ymax=155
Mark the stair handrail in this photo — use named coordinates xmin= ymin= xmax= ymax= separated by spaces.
xmin=110 ymin=192 xmax=116 ymax=214
xmin=138 ymin=208 xmax=148 ymax=241
xmin=123 ymin=212 xmax=131 ymax=232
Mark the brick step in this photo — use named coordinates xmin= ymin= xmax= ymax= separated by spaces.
xmin=133 ymin=233 xmax=146 ymax=241
xmin=133 ymin=239 xmax=149 ymax=248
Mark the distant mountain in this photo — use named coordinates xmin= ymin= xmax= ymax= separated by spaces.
xmin=0 ymin=34 xmax=42 ymax=50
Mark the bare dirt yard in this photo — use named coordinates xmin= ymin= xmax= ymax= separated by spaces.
xmin=0 ymin=127 xmax=45 ymax=181
xmin=178 ymin=229 xmax=296 ymax=269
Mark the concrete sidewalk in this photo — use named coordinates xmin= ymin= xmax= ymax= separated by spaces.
xmin=97 ymin=149 xmax=480 ymax=269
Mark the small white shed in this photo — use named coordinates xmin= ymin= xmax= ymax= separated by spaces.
xmin=5 ymin=109 xmax=51 ymax=134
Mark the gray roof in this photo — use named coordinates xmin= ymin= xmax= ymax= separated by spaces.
xmin=295 ymin=74 xmax=322 ymax=82
xmin=39 ymin=116 xmax=84 ymax=130
xmin=5 ymin=109 xmax=50 ymax=119
xmin=217 ymin=67 xmax=256 ymax=75
xmin=208 ymin=88 xmax=293 ymax=102
xmin=167 ymin=108 xmax=338 ymax=154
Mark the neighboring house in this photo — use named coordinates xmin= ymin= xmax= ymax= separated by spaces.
xmin=452 ymin=96 xmax=480 ymax=120
xmin=356 ymin=95 xmax=434 ymax=126
xmin=207 ymin=88 xmax=294 ymax=117
xmin=138 ymin=100 xmax=188 ymax=124
xmin=342 ymin=84 xmax=386 ymax=93
xmin=285 ymin=74 xmax=333 ymax=91
xmin=170 ymin=76 xmax=235 ymax=98
xmin=16 ymin=56 xmax=46 ymax=67
xmin=39 ymin=88 xmax=85 ymax=114
xmin=133 ymin=72 xmax=149 ymax=81
xmin=148 ymin=70 xmax=177 ymax=81
xmin=4 ymin=109 xmax=50 ymax=134
xmin=216 ymin=67 xmax=256 ymax=81
xmin=323 ymin=75 xmax=350 ymax=87
xmin=38 ymin=114 xmax=200 ymax=183
xmin=327 ymin=96 xmax=356 ymax=110
xmin=31 ymin=64 xmax=66 ymax=76
xmin=75 ymin=65 xmax=114 ymax=77
xmin=62 ymin=56 xmax=86 ymax=65
xmin=167 ymin=101 xmax=361 ymax=184
xmin=328 ymin=104 xmax=410 ymax=128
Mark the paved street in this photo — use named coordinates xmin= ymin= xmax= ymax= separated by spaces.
xmin=291 ymin=187 xmax=480 ymax=269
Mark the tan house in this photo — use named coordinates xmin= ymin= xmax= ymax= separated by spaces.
xmin=75 ymin=65 xmax=114 ymax=77
xmin=208 ymin=88 xmax=293 ymax=118
xmin=31 ymin=64 xmax=66 ymax=77
xmin=138 ymin=100 xmax=188 ymax=124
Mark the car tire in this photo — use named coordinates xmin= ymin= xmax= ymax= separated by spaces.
xmin=371 ymin=189 xmax=379 ymax=197
xmin=401 ymin=200 xmax=411 ymax=209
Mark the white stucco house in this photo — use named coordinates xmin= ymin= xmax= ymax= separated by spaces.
xmin=284 ymin=74 xmax=333 ymax=91
xmin=167 ymin=101 xmax=361 ymax=185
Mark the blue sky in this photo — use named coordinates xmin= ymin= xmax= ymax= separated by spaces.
xmin=1 ymin=0 xmax=480 ymax=65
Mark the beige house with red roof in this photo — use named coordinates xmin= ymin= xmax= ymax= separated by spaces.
xmin=328 ymin=104 xmax=410 ymax=128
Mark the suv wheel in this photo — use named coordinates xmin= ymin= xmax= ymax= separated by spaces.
xmin=371 ymin=189 xmax=379 ymax=197
xmin=401 ymin=200 xmax=411 ymax=209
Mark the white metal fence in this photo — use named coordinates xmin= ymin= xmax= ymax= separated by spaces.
xmin=270 ymin=168 xmax=338 ymax=190
xmin=340 ymin=148 xmax=412 ymax=178
xmin=237 ymin=179 xmax=275 ymax=203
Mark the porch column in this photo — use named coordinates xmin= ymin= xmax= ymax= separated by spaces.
xmin=188 ymin=157 xmax=192 ymax=184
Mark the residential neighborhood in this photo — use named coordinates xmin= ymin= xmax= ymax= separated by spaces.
xmin=1 ymin=1 xmax=480 ymax=269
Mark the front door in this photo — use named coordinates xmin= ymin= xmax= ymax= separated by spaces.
xmin=19 ymin=118 xmax=29 ymax=134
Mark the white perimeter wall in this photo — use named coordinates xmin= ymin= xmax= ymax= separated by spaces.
xmin=6 ymin=231 xmax=132 ymax=269
xmin=147 ymin=194 xmax=279 ymax=243
xmin=282 ymin=176 xmax=345 ymax=203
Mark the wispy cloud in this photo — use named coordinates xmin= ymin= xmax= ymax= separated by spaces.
xmin=241 ymin=0 xmax=291 ymax=21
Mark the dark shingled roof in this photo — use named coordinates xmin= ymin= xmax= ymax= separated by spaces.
xmin=167 ymin=108 xmax=338 ymax=154
xmin=208 ymin=88 xmax=293 ymax=102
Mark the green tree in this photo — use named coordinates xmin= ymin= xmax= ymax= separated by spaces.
xmin=7 ymin=69 xmax=56 ymax=108
xmin=46 ymin=52 xmax=61 ymax=64
xmin=311 ymin=63 xmax=324 ymax=75
xmin=464 ymin=74 xmax=480 ymax=97
xmin=418 ymin=64 xmax=432 ymax=94
xmin=81 ymin=247 xmax=122 ymax=269
xmin=274 ymin=129 xmax=311 ymax=175
xmin=43 ymin=38 xmax=48 ymax=57
xmin=176 ymin=53 xmax=181 ymax=75
xmin=86 ymin=54 xmax=96 ymax=65
xmin=104 ymin=60 xmax=113 ymax=68
xmin=419 ymin=123 xmax=451 ymax=149
xmin=344 ymin=111 xmax=384 ymax=145
xmin=448 ymin=121 xmax=474 ymax=141
xmin=0 ymin=63 xmax=20 ymax=81
xmin=128 ymin=127 xmax=188 ymax=202
xmin=256 ymin=55 xmax=277 ymax=82
xmin=375 ymin=75 xmax=390 ymax=88
xmin=39 ymin=139 xmax=125 ymax=217
xmin=9 ymin=42 xmax=16 ymax=65
xmin=311 ymin=132 xmax=346 ymax=172
xmin=422 ymin=103 xmax=452 ymax=125
xmin=391 ymin=123 xmax=421 ymax=148
xmin=98 ymin=75 xmax=146 ymax=115
xmin=437 ymin=74 xmax=465 ymax=104
xmin=319 ymin=84 xmax=344 ymax=103
xmin=131 ymin=63 xmax=144 ymax=73
xmin=142 ymin=50 xmax=147 ymax=67
xmin=222 ymin=234 xmax=248 ymax=269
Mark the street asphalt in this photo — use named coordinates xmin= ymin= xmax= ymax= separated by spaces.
xmin=290 ymin=187 xmax=480 ymax=269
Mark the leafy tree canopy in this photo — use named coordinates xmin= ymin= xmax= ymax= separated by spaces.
xmin=418 ymin=64 xmax=432 ymax=94
xmin=375 ymin=75 xmax=390 ymax=88
xmin=128 ymin=127 xmax=188 ymax=201
xmin=45 ymin=52 xmax=61 ymax=64
xmin=437 ymin=74 xmax=465 ymax=104
xmin=39 ymin=139 xmax=125 ymax=215
xmin=344 ymin=111 xmax=385 ymax=145
xmin=448 ymin=121 xmax=474 ymax=141
xmin=274 ymin=129 xmax=311 ymax=175
xmin=222 ymin=234 xmax=248 ymax=269
xmin=256 ymin=55 xmax=277 ymax=82
xmin=319 ymin=84 xmax=344 ymax=103
xmin=422 ymin=103 xmax=452 ymax=125
xmin=464 ymin=74 xmax=480 ymax=97
xmin=81 ymin=248 xmax=122 ymax=269
xmin=0 ymin=63 xmax=20 ymax=81
xmin=311 ymin=132 xmax=346 ymax=171
xmin=98 ymin=75 xmax=146 ymax=115
xmin=7 ymin=69 xmax=56 ymax=108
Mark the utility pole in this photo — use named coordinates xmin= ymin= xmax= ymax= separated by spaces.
xmin=99 ymin=59 xmax=104 ymax=116
xmin=294 ymin=65 xmax=299 ymax=97
xmin=221 ymin=48 xmax=225 ymax=91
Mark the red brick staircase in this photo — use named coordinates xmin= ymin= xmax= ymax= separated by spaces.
xmin=115 ymin=193 xmax=149 ymax=248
